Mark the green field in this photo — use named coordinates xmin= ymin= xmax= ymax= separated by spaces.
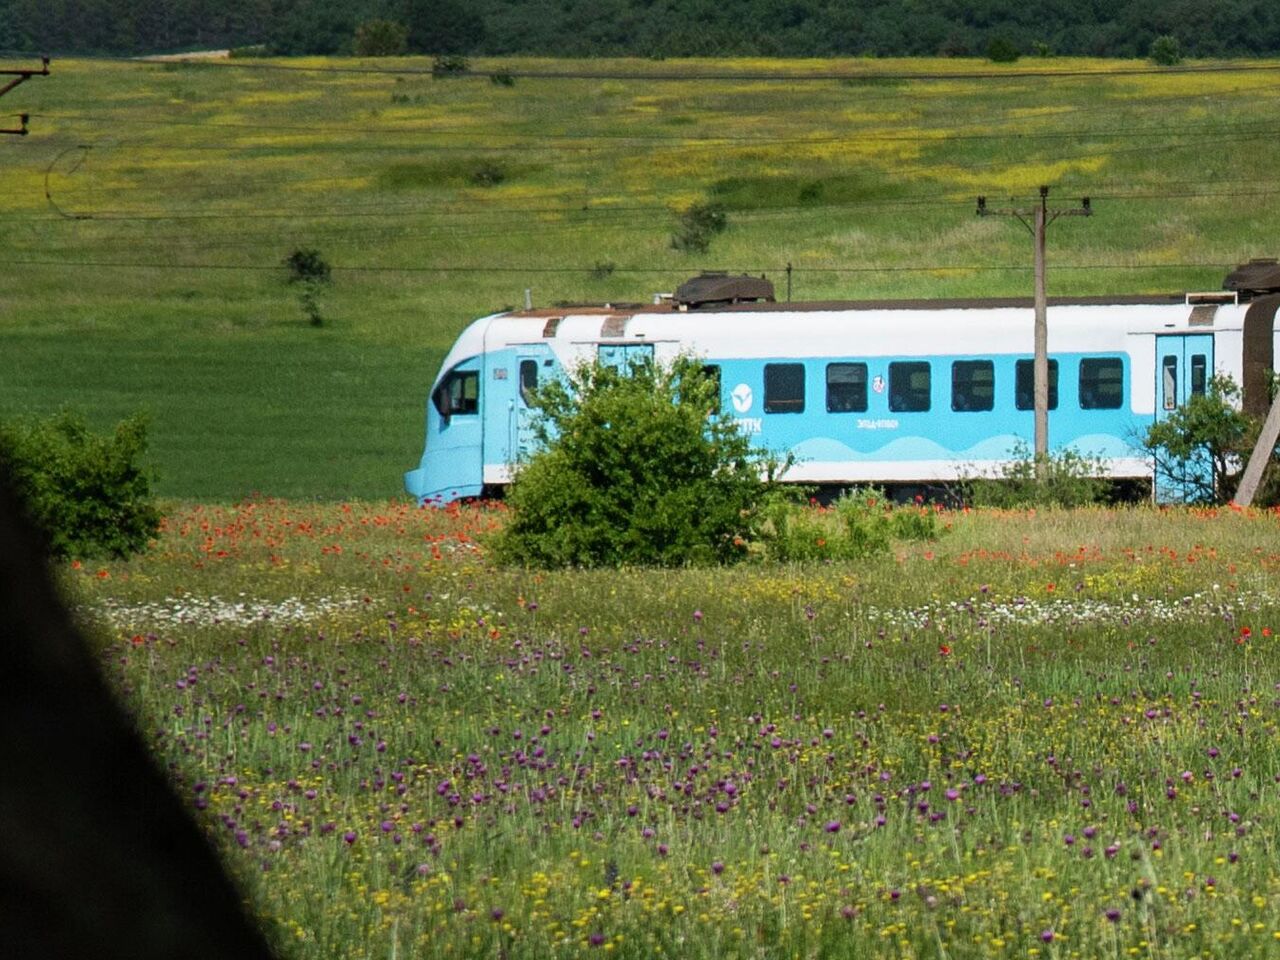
xmin=74 ymin=499 xmax=1280 ymax=958
xmin=3 ymin=55 xmax=1280 ymax=498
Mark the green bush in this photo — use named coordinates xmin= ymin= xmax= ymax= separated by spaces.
xmin=1150 ymin=35 xmax=1182 ymax=66
xmin=965 ymin=442 xmax=1110 ymax=508
xmin=670 ymin=201 xmax=728 ymax=254
xmin=765 ymin=487 xmax=940 ymax=562
xmin=431 ymin=55 xmax=470 ymax=77
xmin=0 ymin=411 xmax=160 ymax=559
xmin=493 ymin=357 xmax=779 ymax=567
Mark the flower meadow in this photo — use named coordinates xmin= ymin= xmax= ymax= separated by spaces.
xmin=72 ymin=500 xmax=1280 ymax=959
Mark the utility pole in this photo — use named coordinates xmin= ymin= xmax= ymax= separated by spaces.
xmin=977 ymin=186 xmax=1091 ymax=479
xmin=0 ymin=56 xmax=49 ymax=135
xmin=1234 ymin=390 xmax=1280 ymax=507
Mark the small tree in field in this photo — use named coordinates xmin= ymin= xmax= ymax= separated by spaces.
xmin=284 ymin=248 xmax=332 ymax=326
xmin=494 ymin=357 xmax=780 ymax=567
xmin=1150 ymin=35 xmax=1183 ymax=66
xmin=670 ymin=201 xmax=728 ymax=254
xmin=1142 ymin=374 xmax=1253 ymax=503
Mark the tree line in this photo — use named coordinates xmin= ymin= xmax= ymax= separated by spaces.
xmin=2 ymin=0 xmax=1277 ymax=59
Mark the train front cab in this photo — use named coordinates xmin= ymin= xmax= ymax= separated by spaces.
xmin=405 ymin=358 xmax=484 ymax=504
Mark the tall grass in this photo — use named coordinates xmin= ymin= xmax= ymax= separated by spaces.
xmin=71 ymin=500 xmax=1280 ymax=958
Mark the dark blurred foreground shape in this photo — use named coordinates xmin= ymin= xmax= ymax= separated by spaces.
xmin=0 ymin=474 xmax=277 ymax=960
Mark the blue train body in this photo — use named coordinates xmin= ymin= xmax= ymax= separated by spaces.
xmin=406 ymin=281 xmax=1280 ymax=505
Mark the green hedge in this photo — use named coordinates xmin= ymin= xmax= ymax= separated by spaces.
xmin=0 ymin=411 xmax=160 ymax=560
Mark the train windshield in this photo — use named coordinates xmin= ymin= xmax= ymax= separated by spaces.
xmin=432 ymin=369 xmax=480 ymax=418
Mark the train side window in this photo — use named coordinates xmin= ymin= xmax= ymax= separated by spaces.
xmin=1014 ymin=359 xmax=1059 ymax=410
xmin=826 ymin=363 xmax=868 ymax=412
xmin=432 ymin=370 xmax=480 ymax=418
xmin=1161 ymin=355 xmax=1178 ymax=410
xmin=1190 ymin=354 xmax=1207 ymax=396
xmin=888 ymin=361 xmax=931 ymax=412
xmin=1079 ymin=357 xmax=1124 ymax=410
xmin=519 ymin=360 xmax=538 ymax=406
xmin=951 ymin=360 xmax=994 ymax=412
xmin=764 ymin=363 xmax=805 ymax=413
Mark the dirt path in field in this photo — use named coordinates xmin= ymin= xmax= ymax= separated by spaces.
xmin=137 ymin=50 xmax=231 ymax=62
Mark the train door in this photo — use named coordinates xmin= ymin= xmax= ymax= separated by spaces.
xmin=512 ymin=345 xmax=555 ymax=464
xmin=427 ymin=362 xmax=484 ymax=500
xmin=1154 ymin=334 xmax=1213 ymax=501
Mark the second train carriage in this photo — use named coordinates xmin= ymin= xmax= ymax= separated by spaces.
xmin=405 ymin=265 xmax=1280 ymax=505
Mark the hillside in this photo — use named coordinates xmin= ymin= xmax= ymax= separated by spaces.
xmin=1 ymin=55 xmax=1277 ymax=498
xmin=4 ymin=0 xmax=1278 ymax=59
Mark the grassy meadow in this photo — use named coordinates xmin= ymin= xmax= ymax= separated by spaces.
xmin=71 ymin=499 xmax=1280 ymax=958
xmin=3 ymin=55 xmax=1280 ymax=497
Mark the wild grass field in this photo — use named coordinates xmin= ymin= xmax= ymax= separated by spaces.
xmin=3 ymin=55 xmax=1280 ymax=498
xmin=71 ymin=499 xmax=1280 ymax=958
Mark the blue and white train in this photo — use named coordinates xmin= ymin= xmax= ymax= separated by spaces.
xmin=406 ymin=264 xmax=1280 ymax=505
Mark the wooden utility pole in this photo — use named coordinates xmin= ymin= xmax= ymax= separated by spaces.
xmin=1234 ymin=390 xmax=1280 ymax=506
xmin=978 ymin=186 xmax=1091 ymax=479
xmin=0 ymin=56 xmax=49 ymax=136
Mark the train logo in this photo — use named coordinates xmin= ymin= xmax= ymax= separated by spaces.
xmin=730 ymin=383 xmax=754 ymax=413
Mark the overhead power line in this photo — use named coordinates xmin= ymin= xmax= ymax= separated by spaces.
xmin=0 ymin=257 xmax=1240 ymax=275
xmin=8 ymin=183 xmax=1280 ymax=232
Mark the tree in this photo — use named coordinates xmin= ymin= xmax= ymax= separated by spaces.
xmin=404 ymin=0 xmax=486 ymax=54
xmin=284 ymin=247 xmax=332 ymax=326
xmin=987 ymin=36 xmax=1020 ymax=62
xmin=1142 ymin=374 xmax=1253 ymax=503
xmin=494 ymin=356 xmax=780 ymax=567
xmin=1150 ymin=34 xmax=1183 ymax=65
xmin=354 ymin=18 xmax=408 ymax=56
xmin=670 ymin=201 xmax=728 ymax=254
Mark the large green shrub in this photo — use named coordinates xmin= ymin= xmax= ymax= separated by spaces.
xmin=0 ymin=411 xmax=160 ymax=559
xmin=1142 ymin=374 xmax=1255 ymax=504
xmin=493 ymin=357 xmax=778 ymax=567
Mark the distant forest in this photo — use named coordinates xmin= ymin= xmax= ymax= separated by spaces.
xmin=3 ymin=0 xmax=1278 ymax=59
